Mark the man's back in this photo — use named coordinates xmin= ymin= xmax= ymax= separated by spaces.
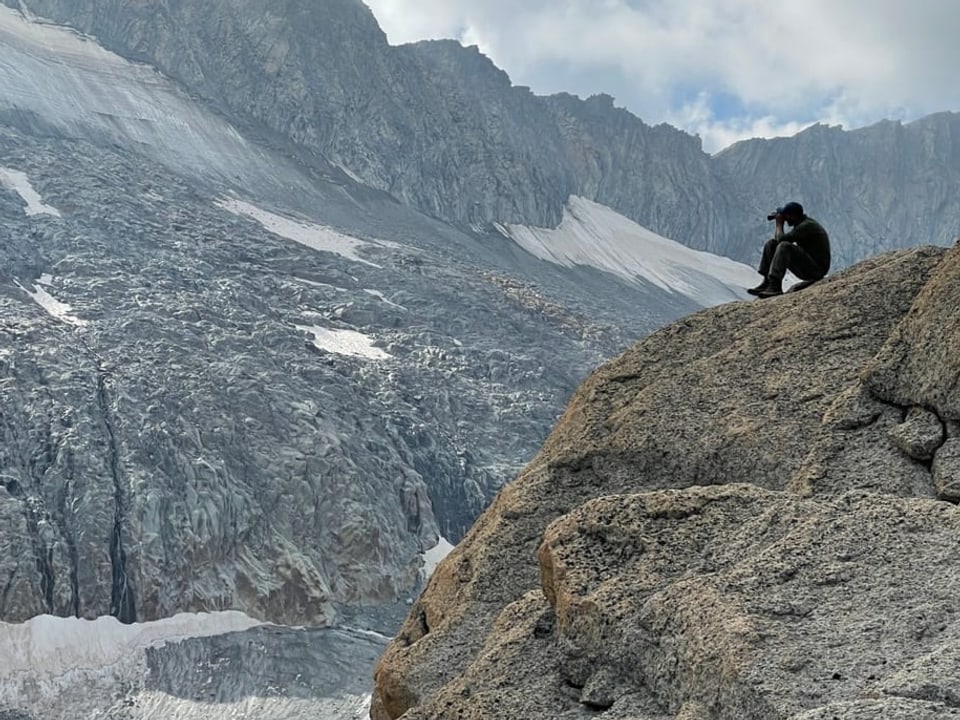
xmin=784 ymin=216 xmax=831 ymax=274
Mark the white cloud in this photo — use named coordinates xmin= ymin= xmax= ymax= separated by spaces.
xmin=665 ymin=91 xmax=815 ymax=155
xmin=364 ymin=0 xmax=960 ymax=152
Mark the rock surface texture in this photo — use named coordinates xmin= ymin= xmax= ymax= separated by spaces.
xmin=372 ymin=243 xmax=960 ymax=720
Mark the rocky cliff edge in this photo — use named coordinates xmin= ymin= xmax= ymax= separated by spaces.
xmin=371 ymin=243 xmax=960 ymax=719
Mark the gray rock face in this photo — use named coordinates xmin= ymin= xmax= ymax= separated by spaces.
xmin=888 ymin=407 xmax=944 ymax=461
xmin=864 ymin=240 xmax=960 ymax=416
xmin=4 ymin=1 xmax=959 ymax=269
xmin=931 ymin=438 xmax=960 ymax=501
xmin=714 ymin=117 xmax=960 ymax=265
xmin=372 ymin=243 xmax=960 ymax=719
xmin=536 ymin=488 xmax=960 ymax=720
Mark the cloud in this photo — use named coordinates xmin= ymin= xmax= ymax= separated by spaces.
xmin=666 ymin=92 xmax=815 ymax=155
xmin=363 ymin=0 xmax=960 ymax=152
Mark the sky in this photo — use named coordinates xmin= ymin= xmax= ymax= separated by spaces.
xmin=363 ymin=0 xmax=959 ymax=154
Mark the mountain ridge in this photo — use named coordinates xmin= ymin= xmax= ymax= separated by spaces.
xmin=3 ymin=0 xmax=959 ymax=268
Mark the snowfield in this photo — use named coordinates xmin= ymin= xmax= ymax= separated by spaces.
xmin=0 ymin=613 xmax=380 ymax=720
xmin=509 ymin=196 xmax=758 ymax=305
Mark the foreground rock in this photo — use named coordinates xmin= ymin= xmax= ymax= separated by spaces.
xmin=372 ymin=244 xmax=960 ymax=719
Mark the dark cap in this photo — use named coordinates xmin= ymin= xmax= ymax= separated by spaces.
xmin=778 ymin=201 xmax=804 ymax=216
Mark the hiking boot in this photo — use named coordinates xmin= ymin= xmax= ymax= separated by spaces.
xmin=747 ymin=279 xmax=769 ymax=296
xmin=756 ymin=278 xmax=783 ymax=298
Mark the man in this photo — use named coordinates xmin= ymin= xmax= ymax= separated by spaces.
xmin=748 ymin=201 xmax=831 ymax=298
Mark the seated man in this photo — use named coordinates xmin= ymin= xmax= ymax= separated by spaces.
xmin=748 ymin=201 xmax=831 ymax=297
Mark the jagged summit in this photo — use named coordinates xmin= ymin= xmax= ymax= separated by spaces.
xmin=372 ymin=242 xmax=960 ymax=719
xmin=4 ymin=0 xmax=960 ymax=266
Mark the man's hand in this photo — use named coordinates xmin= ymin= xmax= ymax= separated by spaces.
xmin=774 ymin=214 xmax=785 ymax=239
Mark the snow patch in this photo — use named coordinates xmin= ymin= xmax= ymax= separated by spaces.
xmin=420 ymin=536 xmax=455 ymax=582
xmin=296 ymin=278 xmax=347 ymax=291
xmin=110 ymin=689 xmax=372 ymax=720
xmin=0 ymin=167 xmax=61 ymax=216
xmin=296 ymin=323 xmax=391 ymax=360
xmin=341 ymin=626 xmax=392 ymax=641
xmin=217 ymin=198 xmax=397 ymax=267
xmin=0 ymin=611 xmax=264 ymax=716
xmin=507 ymin=197 xmax=758 ymax=306
xmin=335 ymin=162 xmax=364 ymax=184
xmin=0 ymin=611 xmax=262 ymax=679
xmin=364 ymin=288 xmax=407 ymax=310
xmin=15 ymin=278 xmax=88 ymax=327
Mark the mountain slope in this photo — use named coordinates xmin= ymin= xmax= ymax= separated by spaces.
xmin=0 ymin=0 xmax=741 ymax=245
xmin=0 ymin=6 xmax=752 ymax=630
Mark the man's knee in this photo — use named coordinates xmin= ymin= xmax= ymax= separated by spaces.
xmin=772 ymin=241 xmax=794 ymax=261
xmin=768 ymin=242 xmax=795 ymax=279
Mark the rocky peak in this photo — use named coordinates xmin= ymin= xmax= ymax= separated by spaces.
xmin=372 ymin=242 xmax=960 ymax=719
xmin=5 ymin=1 xmax=960 ymax=268
xmin=406 ymin=40 xmax=513 ymax=90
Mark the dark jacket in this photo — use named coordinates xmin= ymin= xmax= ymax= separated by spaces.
xmin=782 ymin=215 xmax=830 ymax=273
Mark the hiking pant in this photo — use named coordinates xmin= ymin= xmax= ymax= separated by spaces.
xmin=760 ymin=238 xmax=827 ymax=282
